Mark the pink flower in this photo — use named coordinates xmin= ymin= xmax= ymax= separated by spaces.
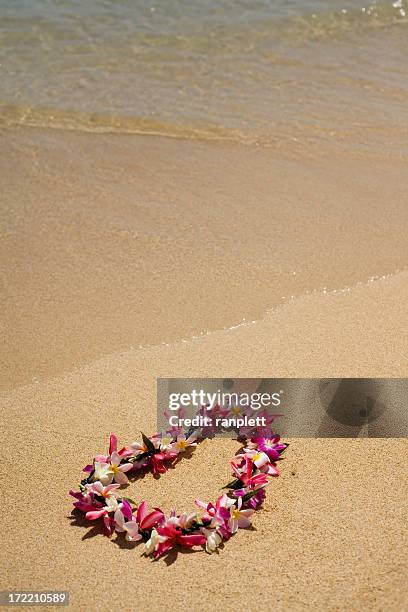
xmin=70 ymin=489 xmax=113 ymax=523
xmin=114 ymin=502 xmax=142 ymax=542
xmin=247 ymin=436 xmax=287 ymax=461
xmin=130 ymin=457 xmax=150 ymax=471
xmin=150 ymin=450 xmax=178 ymax=475
xmin=197 ymin=404 xmax=229 ymax=436
xmin=195 ymin=494 xmax=235 ymax=517
xmin=154 ymin=522 xmax=206 ymax=558
xmin=69 ymin=490 xmax=103 ymax=516
xmin=231 ymin=457 xmax=269 ymax=490
xmin=195 ymin=494 xmax=235 ymax=538
xmin=108 ymin=433 xmax=118 ymax=456
xmin=136 ymin=501 xmax=165 ymax=531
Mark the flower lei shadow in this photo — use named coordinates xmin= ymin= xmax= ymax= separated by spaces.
xmin=70 ymin=420 xmax=288 ymax=560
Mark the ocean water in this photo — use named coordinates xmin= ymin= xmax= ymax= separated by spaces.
xmin=1 ymin=0 xmax=407 ymax=153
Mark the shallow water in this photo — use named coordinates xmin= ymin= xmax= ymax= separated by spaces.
xmin=1 ymin=0 xmax=408 ymax=155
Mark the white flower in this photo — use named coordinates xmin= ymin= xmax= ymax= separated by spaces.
xmin=171 ymin=432 xmax=198 ymax=453
xmin=93 ymin=462 xmax=113 ymax=485
xmin=228 ymin=497 xmax=254 ymax=533
xmin=109 ymin=451 xmax=133 ymax=485
xmin=105 ymin=496 xmax=119 ymax=513
xmin=144 ymin=528 xmax=167 ymax=556
xmin=159 ymin=435 xmax=174 ymax=451
xmin=241 ymin=449 xmax=270 ymax=468
xmin=128 ymin=441 xmax=149 ymax=455
xmin=202 ymin=528 xmax=222 ymax=553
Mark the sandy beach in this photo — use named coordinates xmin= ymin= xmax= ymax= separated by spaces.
xmin=2 ymin=127 xmax=408 ymax=390
xmin=2 ymin=0 xmax=408 ymax=608
xmin=1 ymin=121 xmax=408 ymax=610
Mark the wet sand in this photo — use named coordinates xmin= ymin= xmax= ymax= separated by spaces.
xmin=1 ymin=126 xmax=407 ymax=610
xmin=1 ymin=127 xmax=408 ymax=390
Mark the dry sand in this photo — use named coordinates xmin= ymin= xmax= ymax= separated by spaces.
xmin=1 ymin=126 xmax=407 ymax=611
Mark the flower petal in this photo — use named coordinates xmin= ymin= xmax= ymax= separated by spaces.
xmin=121 ymin=499 xmax=133 ymax=521
xmin=141 ymin=509 xmax=165 ymax=530
xmin=114 ymin=471 xmax=129 ymax=485
xmin=86 ymin=509 xmax=106 ymax=520
xmin=177 ymin=534 xmax=206 ymax=548
xmin=124 ymin=522 xmax=142 ymax=541
xmin=110 ymin=451 xmax=120 ymax=467
xmin=118 ymin=462 xmax=133 ymax=473
xmin=136 ymin=501 xmax=148 ymax=525
xmin=109 ymin=433 xmax=118 ymax=456
xmin=114 ymin=507 xmax=125 ymax=529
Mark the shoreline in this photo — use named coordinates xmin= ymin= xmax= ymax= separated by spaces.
xmin=1 ymin=126 xmax=408 ymax=391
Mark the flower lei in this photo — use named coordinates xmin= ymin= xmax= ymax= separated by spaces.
xmin=70 ymin=427 xmax=288 ymax=558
